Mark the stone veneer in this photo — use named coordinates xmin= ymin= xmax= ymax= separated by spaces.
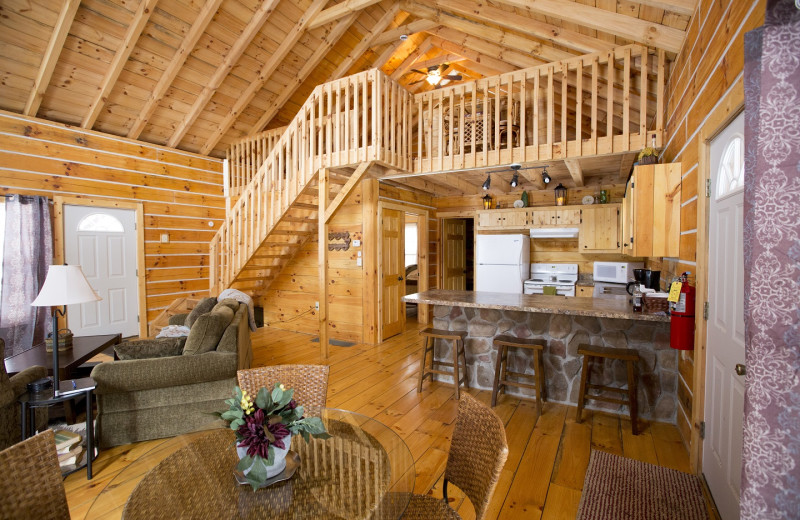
xmin=431 ymin=305 xmax=678 ymax=423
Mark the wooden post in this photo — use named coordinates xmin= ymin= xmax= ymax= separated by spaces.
xmin=361 ymin=178 xmax=380 ymax=344
xmin=318 ymin=168 xmax=330 ymax=359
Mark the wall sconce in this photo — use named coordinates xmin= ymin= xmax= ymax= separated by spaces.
xmin=482 ymin=194 xmax=493 ymax=209
xmin=482 ymin=174 xmax=491 ymax=190
xmin=554 ymin=183 xmax=567 ymax=206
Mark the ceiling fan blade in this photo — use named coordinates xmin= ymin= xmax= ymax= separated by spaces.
xmin=408 ymin=78 xmax=425 ymax=86
xmin=410 ymin=69 xmax=427 ymax=75
xmin=445 ymin=74 xmax=462 ymax=81
xmin=437 ymin=63 xmax=449 ymax=73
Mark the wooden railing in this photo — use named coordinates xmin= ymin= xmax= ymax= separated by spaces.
xmin=211 ymin=69 xmax=412 ymax=292
xmin=226 ymin=127 xmax=285 ymax=199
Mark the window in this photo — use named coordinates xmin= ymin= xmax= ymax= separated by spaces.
xmin=77 ymin=213 xmax=124 ymax=232
xmin=716 ymin=135 xmax=745 ymax=199
xmin=404 ymin=222 xmax=417 ymax=267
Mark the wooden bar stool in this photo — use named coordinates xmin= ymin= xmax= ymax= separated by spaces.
xmin=575 ymin=344 xmax=640 ymax=434
xmin=491 ymin=335 xmax=546 ymax=414
xmin=417 ymin=328 xmax=469 ymax=399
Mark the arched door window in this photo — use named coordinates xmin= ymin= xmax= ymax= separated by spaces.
xmin=716 ymin=135 xmax=745 ymax=199
xmin=77 ymin=213 xmax=124 ymax=232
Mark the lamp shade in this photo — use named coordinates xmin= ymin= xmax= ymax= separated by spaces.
xmin=31 ymin=265 xmax=102 ymax=307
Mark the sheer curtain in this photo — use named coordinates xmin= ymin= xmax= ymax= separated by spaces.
xmin=0 ymin=195 xmax=53 ymax=358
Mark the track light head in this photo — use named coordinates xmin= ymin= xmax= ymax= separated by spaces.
xmin=482 ymin=174 xmax=491 ymax=191
xmin=510 ymin=173 xmax=519 ymax=188
xmin=542 ymin=169 xmax=551 ymax=185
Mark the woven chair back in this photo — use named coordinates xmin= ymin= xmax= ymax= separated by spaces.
xmin=237 ymin=364 xmax=330 ymax=417
xmin=445 ymin=393 xmax=509 ymax=520
xmin=0 ymin=430 xmax=70 ymax=520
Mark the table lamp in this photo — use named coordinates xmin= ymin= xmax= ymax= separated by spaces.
xmin=31 ymin=265 xmax=102 ymax=395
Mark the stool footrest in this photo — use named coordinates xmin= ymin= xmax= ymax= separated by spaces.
xmin=499 ymin=379 xmax=537 ymax=391
xmin=587 ymin=383 xmax=628 ymax=394
xmin=583 ymin=393 xmax=630 ymax=406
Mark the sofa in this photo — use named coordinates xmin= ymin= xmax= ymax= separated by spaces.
xmin=0 ymin=338 xmax=48 ymax=450
xmin=91 ymin=297 xmax=252 ymax=448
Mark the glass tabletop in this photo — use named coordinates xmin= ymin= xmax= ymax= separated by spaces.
xmin=112 ymin=409 xmax=415 ymax=520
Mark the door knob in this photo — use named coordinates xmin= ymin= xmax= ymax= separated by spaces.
xmin=397 ymin=276 xmax=404 ymax=281
xmin=735 ymin=364 xmax=746 ymax=376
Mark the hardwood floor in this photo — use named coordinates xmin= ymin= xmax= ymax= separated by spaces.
xmin=64 ymin=319 xmax=696 ymax=519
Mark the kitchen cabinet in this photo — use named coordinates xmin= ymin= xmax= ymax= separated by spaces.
xmin=477 ymin=205 xmax=583 ymax=231
xmin=622 ymin=163 xmax=681 ymax=257
xmin=477 ymin=209 xmax=527 ymax=230
xmin=579 ymin=204 xmax=620 ymax=252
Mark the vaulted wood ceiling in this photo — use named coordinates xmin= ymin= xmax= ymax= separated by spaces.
xmin=0 ymin=0 xmax=694 ymax=160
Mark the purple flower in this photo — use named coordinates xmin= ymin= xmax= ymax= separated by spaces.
xmin=236 ymin=409 xmax=291 ymax=459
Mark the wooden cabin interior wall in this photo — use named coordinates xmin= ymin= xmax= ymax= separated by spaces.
xmin=659 ymin=0 xmax=764 ymax=467
xmin=0 ymin=110 xmax=223 ymax=329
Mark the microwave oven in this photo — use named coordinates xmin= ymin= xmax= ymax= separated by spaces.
xmin=593 ymin=261 xmax=644 ymax=284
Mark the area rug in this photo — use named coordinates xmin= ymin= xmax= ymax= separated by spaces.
xmin=577 ymin=450 xmax=709 ymax=520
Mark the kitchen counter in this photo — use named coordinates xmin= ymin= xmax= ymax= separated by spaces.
xmin=403 ymin=290 xmax=670 ymax=322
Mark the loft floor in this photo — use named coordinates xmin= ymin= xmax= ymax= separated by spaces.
xmin=64 ymin=319 xmax=704 ymax=519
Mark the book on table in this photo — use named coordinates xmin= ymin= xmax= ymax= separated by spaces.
xmin=53 ymin=429 xmax=81 ymax=452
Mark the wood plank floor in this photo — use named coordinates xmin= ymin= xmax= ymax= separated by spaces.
xmin=64 ymin=318 xmax=700 ymax=519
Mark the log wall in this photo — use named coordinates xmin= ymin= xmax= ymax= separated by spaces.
xmin=661 ymin=0 xmax=765 ymax=452
xmin=0 ymin=110 xmax=224 ymax=329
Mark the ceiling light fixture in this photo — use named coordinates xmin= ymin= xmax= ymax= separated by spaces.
xmin=482 ymin=174 xmax=491 ymax=191
xmin=542 ymin=168 xmax=551 ymax=185
xmin=425 ymin=70 xmax=442 ymax=85
xmin=510 ymin=172 xmax=519 ymax=188
xmin=399 ymin=34 xmax=408 ymax=41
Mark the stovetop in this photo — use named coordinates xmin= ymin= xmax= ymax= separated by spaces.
xmin=525 ymin=263 xmax=579 ymax=286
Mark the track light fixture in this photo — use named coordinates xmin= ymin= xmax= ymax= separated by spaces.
xmin=510 ymin=172 xmax=519 ymax=188
xmin=482 ymin=174 xmax=491 ymax=190
xmin=542 ymin=168 xmax=551 ymax=185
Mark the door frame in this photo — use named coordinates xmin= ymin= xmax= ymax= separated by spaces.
xmin=377 ymin=200 xmax=429 ymax=341
xmin=53 ymin=196 xmax=147 ymax=338
xmin=692 ymin=77 xmax=744 ymax=473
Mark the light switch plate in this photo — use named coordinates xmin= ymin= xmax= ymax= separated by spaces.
xmin=356 ymin=258 xmax=362 ymax=266
xmin=352 ymin=239 xmax=361 ymax=247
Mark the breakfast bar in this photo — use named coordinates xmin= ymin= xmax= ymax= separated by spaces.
xmin=404 ymin=290 xmax=677 ymax=422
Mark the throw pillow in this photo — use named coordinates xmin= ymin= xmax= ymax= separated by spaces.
xmin=213 ymin=298 xmax=240 ymax=313
xmin=182 ymin=306 xmax=235 ymax=356
xmin=185 ymin=297 xmax=217 ymax=328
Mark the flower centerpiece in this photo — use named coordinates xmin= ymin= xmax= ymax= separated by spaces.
xmin=219 ymin=383 xmax=329 ymax=489
xmin=637 ymin=146 xmax=659 ymax=165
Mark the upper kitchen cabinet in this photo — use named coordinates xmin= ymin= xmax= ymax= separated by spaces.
xmin=579 ymin=204 xmax=621 ymax=252
xmin=621 ymin=164 xmax=681 ymax=258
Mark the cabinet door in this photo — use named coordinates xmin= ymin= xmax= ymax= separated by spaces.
xmin=478 ymin=211 xmax=504 ymax=229
xmin=505 ymin=209 xmax=530 ymax=228
xmin=579 ymin=205 xmax=620 ymax=252
xmin=531 ymin=210 xmax=555 ymax=226
xmin=621 ymin=178 xmax=635 ymax=255
xmin=556 ymin=208 xmax=581 ymax=225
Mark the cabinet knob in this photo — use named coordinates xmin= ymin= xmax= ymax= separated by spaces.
xmin=735 ymin=364 xmax=746 ymax=376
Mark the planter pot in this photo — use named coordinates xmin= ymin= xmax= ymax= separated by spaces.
xmin=236 ymin=433 xmax=292 ymax=481
xmin=639 ymin=155 xmax=658 ymax=165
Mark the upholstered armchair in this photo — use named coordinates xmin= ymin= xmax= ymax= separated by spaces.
xmin=91 ymin=298 xmax=253 ymax=447
xmin=0 ymin=338 xmax=49 ymax=451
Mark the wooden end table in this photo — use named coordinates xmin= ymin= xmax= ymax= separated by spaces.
xmin=4 ymin=333 xmax=121 ymax=380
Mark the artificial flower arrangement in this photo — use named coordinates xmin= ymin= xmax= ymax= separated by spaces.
xmin=219 ymin=383 xmax=329 ymax=489
xmin=637 ymin=146 xmax=659 ymax=165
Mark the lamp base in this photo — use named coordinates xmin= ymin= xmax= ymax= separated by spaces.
xmin=27 ymin=377 xmax=53 ymax=393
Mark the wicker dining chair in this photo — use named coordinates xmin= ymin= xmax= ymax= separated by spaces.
xmin=0 ymin=429 xmax=70 ymax=520
xmin=237 ymin=364 xmax=330 ymax=417
xmin=402 ymin=393 xmax=509 ymax=520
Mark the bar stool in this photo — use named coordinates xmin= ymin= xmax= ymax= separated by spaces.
xmin=417 ymin=328 xmax=469 ymax=399
xmin=491 ymin=335 xmax=546 ymax=414
xmin=575 ymin=344 xmax=640 ymax=434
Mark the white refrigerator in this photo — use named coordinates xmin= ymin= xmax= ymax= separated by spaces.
xmin=475 ymin=234 xmax=530 ymax=294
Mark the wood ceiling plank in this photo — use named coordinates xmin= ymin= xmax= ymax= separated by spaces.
xmin=81 ymin=0 xmax=159 ymax=129
xmin=370 ymin=18 xmax=438 ymax=47
xmin=632 ymin=0 xmax=696 ymax=16
xmin=197 ymin=0 xmax=330 ymax=153
xmin=371 ymin=40 xmax=402 ymax=69
xmin=427 ymin=26 xmax=543 ymax=70
xmin=564 ymin=159 xmax=584 ymax=187
xmin=127 ymin=0 xmax=226 ymax=139
xmin=329 ymin=4 xmax=403 ymax=80
xmin=165 ymin=0 xmax=280 ymax=148
xmin=427 ymin=36 xmax=515 ymax=75
xmin=390 ymin=36 xmax=434 ymax=80
xmin=492 ymin=0 xmax=686 ymax=53
xmin=24 ymin=0 xmax=81 ymax=116
xmin=308 ymin=0 xmax=384 ymax=29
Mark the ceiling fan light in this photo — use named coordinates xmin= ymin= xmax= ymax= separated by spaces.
xmin=426 ymin=72 xmax=441 ymax=85
xmin=482 ymin=174 xmax=491 ymax=191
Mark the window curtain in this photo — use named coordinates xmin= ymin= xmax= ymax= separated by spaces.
xmin=0 ymin=195 xmax=53 ymax=358
xmin=741 ymin=1 xmax=800 ymax=518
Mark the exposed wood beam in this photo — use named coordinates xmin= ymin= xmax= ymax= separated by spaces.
xmin=440 ymin=172 xmax=485 ymax=194
xmin=564 ymin=159 xmax=585 ymax=187
xmin=385 ymin=176 xmax=463 ymax=197
xmin=426 ymin=26 xmax=543 ymax=70
xmin=324 ymin=162 xmax=372 ymax=223
xmin=81 ymin=0 xmax=158 ymax=129
xmin=390 ymin=37 xmax=434 ymax=80
xmin=430 ymin=0 xmax=616 ymax=55
xmin=166 ymin=1 xmax=278 ymax=148
xmin=406 ymin=2 xmax=576 ymax=63
xmin=371 ymin=18 xmax=438 ymax=47
xmin=24 ymin=0 xmax=80 ymax=116
xmin=372 ymin=41 xmax=402 ymax=69
xmin=633 ymin=0 xmax=696 ymax=16
xmin=492 ymin=0 xmax=686 ymax=54
xmin=247 ymin=11 xmax=358 ymax=137
xmin=329 ymin=4 xmax=404 ymax=80
xmin=127 ymin=0 xmax=226 ymax=139
xmin=308 ymin=0 xmax=383 ymax=29
xmin=427 ymin=36 xmax=514 ymax=75
xmin=519 ymin=170 xmax=545 ymax=190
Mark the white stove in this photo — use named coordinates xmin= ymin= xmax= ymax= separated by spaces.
xmin=523 ymin=263 xmax=579 ymax=297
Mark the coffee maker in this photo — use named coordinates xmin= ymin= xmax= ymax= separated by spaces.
xmin=626 ymin=269 xmax=661 ymax=294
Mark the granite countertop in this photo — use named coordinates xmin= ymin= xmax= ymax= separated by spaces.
xmin=403 ymin=290 xmax=670 ymax=322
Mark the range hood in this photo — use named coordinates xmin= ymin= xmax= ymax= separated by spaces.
xmin=529 ymin=227 xmax=580 ymax=239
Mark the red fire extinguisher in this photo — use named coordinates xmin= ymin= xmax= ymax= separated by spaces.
xmin=670 ymin=272 xmax=695 ymax=350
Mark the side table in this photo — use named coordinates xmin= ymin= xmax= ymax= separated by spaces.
xmin=19 ymin=377 xmax=97 ymax=479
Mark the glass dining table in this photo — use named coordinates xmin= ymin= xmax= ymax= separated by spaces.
xmin=112 ymin=409 xmax=415 ymax=519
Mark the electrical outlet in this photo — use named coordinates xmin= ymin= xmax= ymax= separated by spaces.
xmin=315 ymin=301 xmax=319 ymax=310
xmin=160 ymin=233 xmax=169 ymax=243
xmin=353 ymin=239 xmax=361 ymax=247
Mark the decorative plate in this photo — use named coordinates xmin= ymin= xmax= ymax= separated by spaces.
xmin=234 ymin=450 xmax=301 ymax=489
xmin=513 ymin=200 xmax=525 ymax=208
xmin=582 ymin=195 xmax=595 ymax=205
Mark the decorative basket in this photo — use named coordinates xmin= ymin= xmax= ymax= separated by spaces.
xmin=45 ymin=328 xmax=73 ymax=351
xmin=638 ymin=155 xmax=658 ymax=165
xmin=643 ymin=295 xmax=670 ymax=314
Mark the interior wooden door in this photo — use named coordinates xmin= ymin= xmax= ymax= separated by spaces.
xmin=442 ymin=219 xmax=466 ymax=290
xmin=381 ymin=207 xmax=404 ymax=340
xmin=703 ymin=111 xmax=745 ymax=520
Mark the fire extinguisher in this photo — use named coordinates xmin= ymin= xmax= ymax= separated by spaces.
xmin=670 ymin=272 xmax=695 ymax=350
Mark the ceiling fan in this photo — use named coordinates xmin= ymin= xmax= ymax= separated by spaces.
xmin=409 ymin=64 xmax=463 ymax=87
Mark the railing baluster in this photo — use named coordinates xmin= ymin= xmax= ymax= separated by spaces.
xmin=607 ymin=50 xmax=614 ymax=143
xmin=623 ymin=47 xmax=631 ymax=152
xmin=591 ymin=57 xmax=598 ymax=154
xmin=640 ymin=48 xmax=648 ymax=149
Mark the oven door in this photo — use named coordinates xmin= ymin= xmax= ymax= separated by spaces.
xmin=525 ymin=283 xmax=575 ymax=297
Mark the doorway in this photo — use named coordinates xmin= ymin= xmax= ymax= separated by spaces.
xmin=702 ymin=111 xmax=745 ymax=519
xmin=441 ymin=218 xmax=474 ymax=291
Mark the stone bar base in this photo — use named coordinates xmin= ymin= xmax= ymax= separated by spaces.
xmin=430 ymin=305 xmax=678 ymax=423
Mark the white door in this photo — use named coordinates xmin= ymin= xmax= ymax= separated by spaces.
xmin=703 ymin=111 xmax=746 ymax=519
xmin=64 ymin=205 xmax=139 ymax=337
